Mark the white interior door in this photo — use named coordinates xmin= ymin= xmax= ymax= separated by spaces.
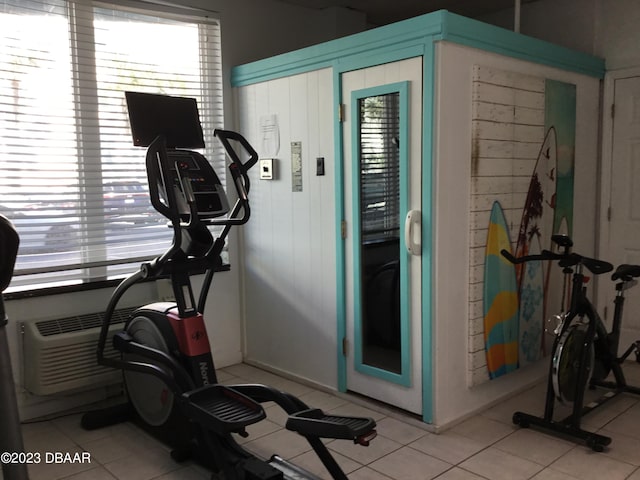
xmin=342 ymin=57 xmax=423 ymax=414
xmin=606 ymin=75 xmax=640 ymax=352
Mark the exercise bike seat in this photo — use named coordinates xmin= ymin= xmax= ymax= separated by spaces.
xmin=181 ymin=385 xmax=266 ymax=434
xmin=612 ymin=264 xmax=640 ymax=282
xmin=286 ymin=408 xmax=377 ymax=446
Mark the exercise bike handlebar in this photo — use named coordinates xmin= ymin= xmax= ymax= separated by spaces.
xmin=558 ymin=252 xmax=613 ymax=275
xmin=500 ymin=249 xmax=556 ymax=265
xmin=501 ymin=248 xmax=613 ymax=275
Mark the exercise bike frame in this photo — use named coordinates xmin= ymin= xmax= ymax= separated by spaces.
xmin=503 ymin=243 xmax=640 ymax=451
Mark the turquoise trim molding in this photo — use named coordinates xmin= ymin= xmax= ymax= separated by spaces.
xmin=334 ymin=65 xmax=347 ymax=393
xmin=350 ymin=82 xmax=411 ymax=388
xmin=231 ymin=10 xmax=604 ymax=87
xmin=441 ymin=13 xmax=604 ymax=78
xmin=232 ymin=12 xmax=443 ymax=87
xmin=421 ymin=38 xmax=436 ymax=424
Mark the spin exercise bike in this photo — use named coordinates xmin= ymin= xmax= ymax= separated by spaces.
xmin=503 ymin=234 xmax=640 ymax=451
xmin=81 ymin=92 xmax=377 ymax=479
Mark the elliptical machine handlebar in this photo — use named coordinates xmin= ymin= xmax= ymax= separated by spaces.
xmin=214 ymin=128 xmax=258 ymax=173
xmin=214 ymin=129 xmax=257 ymax=197
xmin=210 ymin=128 xmax=258 ymax=227
xmin=145 ymin=135 xmax=180 ymax=224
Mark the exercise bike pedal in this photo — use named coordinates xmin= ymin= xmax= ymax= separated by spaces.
xmin=285 ymin=408 xmax=377 ymax=445
xmin=181 ymin=385 xmax=266 ymax=434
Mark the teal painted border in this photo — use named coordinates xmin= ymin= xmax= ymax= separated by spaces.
xmin=350 ymin=82 xmax=411 ymax=388
xmin=231 ymin=10 xmax=604 ymax=87
xmin=334 ymin=66 xmax=347 ymax=393
xmin=440 ymin=13 xmax=604 ymax=78
xmin=421 ymin=39 xmax=436 ymax=424
xmin=232 ymin=12 xmax=444 ymax=87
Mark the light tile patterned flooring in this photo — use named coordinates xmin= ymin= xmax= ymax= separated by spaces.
xmin=9 ymin=362 xmax=640 ymax=480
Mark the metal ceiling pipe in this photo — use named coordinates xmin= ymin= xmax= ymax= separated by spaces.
xmin=514 ymin=0 xmax=521 ymax=32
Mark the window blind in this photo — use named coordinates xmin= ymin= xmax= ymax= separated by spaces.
xmin=359 ymin=93 xmax=401 ymax=242
xmin=0 ymin=0 xmax=224 ymax=292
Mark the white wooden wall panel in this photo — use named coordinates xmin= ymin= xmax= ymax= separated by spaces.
xmin=433 ymin=41 xmax=600 ymax=427
xmin=468 ymin=65 xmax=546 ymax=386
xmin=236 ymin=68 xmax=337 ymax=387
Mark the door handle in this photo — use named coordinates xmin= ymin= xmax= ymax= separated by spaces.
xmin=404 ymin=210 xmax=422 ymax=256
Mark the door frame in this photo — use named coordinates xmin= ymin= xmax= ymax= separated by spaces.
xmin=597 ymin=66 xmax=640 ymax=312
xmin=350 ymin=81 xmax=411 ymax=387
xmin=333 ymin=43 xmax=436 ymax=423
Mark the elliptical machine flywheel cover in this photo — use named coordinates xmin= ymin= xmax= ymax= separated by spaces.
xmin=123 ymin=315 xmax=175 ymax=427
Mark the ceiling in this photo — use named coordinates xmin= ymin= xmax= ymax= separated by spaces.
xmin=279 ymin=0 xmax=535 ymax=27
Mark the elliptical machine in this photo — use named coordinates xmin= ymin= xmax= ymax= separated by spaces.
xmin=82 ymin=92 xmax=376 ymax=480
xmin=0 ymin=215 xmax=29 ymax=480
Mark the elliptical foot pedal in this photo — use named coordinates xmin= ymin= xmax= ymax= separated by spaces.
xmin=286 ymin=408 xmax=377 ymax=445
xmin=182 ymin=385 xmax=265 ymax=434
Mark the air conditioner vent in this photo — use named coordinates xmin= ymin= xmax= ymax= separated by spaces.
xmin=23 ymin=306 xmax=140 ymax=396
xmin=35 ymin=306 xmax=137 ymax=337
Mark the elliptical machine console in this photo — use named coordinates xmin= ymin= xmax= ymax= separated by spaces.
xmin=83 ymin=92 xmax=377 ymax=480
xmin=157 ymin=148 xmax=230 ymax=221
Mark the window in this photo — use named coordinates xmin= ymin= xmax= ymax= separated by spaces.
xmin=0 ymin=0 xmax=223 ymax=292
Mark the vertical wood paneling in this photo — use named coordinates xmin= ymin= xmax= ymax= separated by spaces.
xmin=237 ymin=69 xmax=337 ymax=386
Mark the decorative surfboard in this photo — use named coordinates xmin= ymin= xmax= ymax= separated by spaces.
xmin=484 ymin=201 xmax=519 ymax=379
xmin=514 ymin=126 xmax=557 ymax=362
xmin=514 ymin=126 xmax=557 ymax=288
xmin=518 ymin=233 xmax=544 ymax=366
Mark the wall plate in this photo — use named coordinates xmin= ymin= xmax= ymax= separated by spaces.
xmin=260 ymin=158 xmax=274 ymax=180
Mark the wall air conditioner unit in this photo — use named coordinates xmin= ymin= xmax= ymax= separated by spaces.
xmin=22 ymin=307 xmax=137 ymax=396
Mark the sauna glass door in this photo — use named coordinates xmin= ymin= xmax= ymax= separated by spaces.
xmin=341 ymin=57 xmax=423 ymax=414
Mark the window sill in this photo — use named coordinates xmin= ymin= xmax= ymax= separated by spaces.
xmin=5 ymin=263 xmax=231 ymax=301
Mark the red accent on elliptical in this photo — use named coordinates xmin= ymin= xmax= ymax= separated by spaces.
xmin=166 ymin=308 xmax=211 ymax=357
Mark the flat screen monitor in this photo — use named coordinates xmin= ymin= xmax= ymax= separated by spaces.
xmin=125 ymin=91 xmax=205 ymax=149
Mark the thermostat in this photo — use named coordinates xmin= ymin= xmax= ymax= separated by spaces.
xmin=259 ymin=158 xmax=274 ymax=180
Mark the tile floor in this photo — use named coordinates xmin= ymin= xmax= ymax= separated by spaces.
xmin=8 ymin=361 xmax=640 ymax=480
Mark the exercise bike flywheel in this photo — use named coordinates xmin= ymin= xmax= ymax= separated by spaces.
xmin=552 ymin=322 xmax=594 ymax=405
